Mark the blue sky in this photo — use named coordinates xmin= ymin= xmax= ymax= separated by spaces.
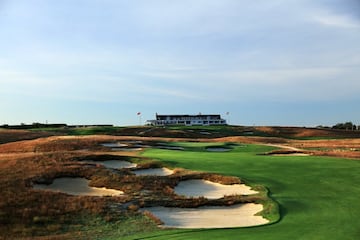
xmin=0 ymin=0 xmax=359 ymax=126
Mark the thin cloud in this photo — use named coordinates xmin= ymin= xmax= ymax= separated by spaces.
xmin=188 ymin=67 xmax=360 ymax=102
xmin=0 ymin=70 xmax=52 ymax=87
xmin=313 ymin=12 xmax=360 ymax=28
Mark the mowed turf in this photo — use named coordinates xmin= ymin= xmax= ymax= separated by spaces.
xmin=123 ymin=143 xmax=360 ymax=240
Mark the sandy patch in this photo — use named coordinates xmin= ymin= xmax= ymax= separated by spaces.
xmin=272 ymin=153 xmax=310 ymax=156
xmin=110 ymin=147 xmax=142 ymax=151
xmin=85 ymin=160 xmax=137 ymax=169
xmin=133 ymin=167 xmax=174 ymax=176
xmin=265 ymin=144 xmax=303 ymax=151
xmin=206 ymin=147 xmax=231 ymax=152
xmin=156 ymin=146 xmax=184 ymax=150
xmin=174 ymin=179 xmax=257 ymax=199
xmin=143 ymin=203 xmax=268 ymax=228
xmin=101 ymin=142 xmax=128 ymax=148
xmin=101 ymin=142 xmax=143 ymax=151
xmin=124 ymin=141 xmax=143 ymax=144
xmin=33 ymin=177 xmax=123 ymax=196
xmin=200 ymin=131 xmax=211 ymax=135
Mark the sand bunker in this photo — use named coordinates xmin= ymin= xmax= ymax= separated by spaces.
xmin=174 ymin=179 xmax=257 ymax=199
xmin=125 ymin=141 xmax=143 ymax=144
xmin=133 ymin=168 xmax=174 ymax=176
xmin=272 ymin=153 xmax=310 ymax=156
xmin=110 ymin=147 xmax=142 ymax=151
xmin=101 ymin=142 xmax=128 ymax=148
xmin=157 ymin=146 xmax=184 ymax=150
xmin=101 ymin=142 xmax=142 ymax=151
xmin=206 ymin=147 xmax=231 ymax=152
xmin=86 ymin=160 xmax=137 ymax=169
xmin=143 ymin=203 xmax=268 ymax=228
xmin=33 ymin=177 xmax=123 ymax=196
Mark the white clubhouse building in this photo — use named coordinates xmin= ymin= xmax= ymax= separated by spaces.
xmin=147 ymin=114 xmax=227 ymax=126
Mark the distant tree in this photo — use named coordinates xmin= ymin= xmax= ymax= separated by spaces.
xmin=32 ymin=122 xmax=42 ymax=128
xmin=344 ymin=122 xmax=354 ymax=130
xmin=332 ymin=122 xmax=356 ymax=130
xmin=316 ymin=125 xmax=330 ymax=129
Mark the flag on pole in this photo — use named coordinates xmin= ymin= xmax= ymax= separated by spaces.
xmin=137 ymin=112 xmax=142 ymax=126
xmin=226 ymin=112 xmax=229 ymax=115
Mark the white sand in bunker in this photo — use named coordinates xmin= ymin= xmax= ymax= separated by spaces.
xmin=206 ymin=147 xmax=231 ymax=152
xmin=174 ymin=179 xmax=258 ymax=199
xmin=33 ymin=178 xmax=123 ymax=196
xmin=101 ymin=142 xmax=128 ymax=148
xmin=132 ymin=167 xmax=174 ymax=176
xmin=86 ymin=160 xmax=137 ymax=169
xmin=143 ymin=203 xmax=269 ymax=229
xmin=100 ymin=142 xmax=142 ymax=151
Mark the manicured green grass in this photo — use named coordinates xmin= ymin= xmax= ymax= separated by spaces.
xmin=65 ymin=126 xmax=124 ymax=135
xmin=165 ymin=141 xmax=236 ymax=151
xmin=122 ymin=143 xmax=360 ymax=240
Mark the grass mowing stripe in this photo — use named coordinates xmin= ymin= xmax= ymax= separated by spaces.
xmin=123 ymin=143 xmax=360 ymax=240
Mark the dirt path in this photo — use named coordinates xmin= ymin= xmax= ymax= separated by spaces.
xmin=264 ymin=144 xmax=304 ymax=152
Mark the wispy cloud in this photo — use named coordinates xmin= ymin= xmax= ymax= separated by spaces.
xmin=182 ymin=66 xmax=360 ymax=102
xmin=0 ymin=70 xmax=53 ymax=87
xmin=313 ymin=12 xmax=360 ymax=28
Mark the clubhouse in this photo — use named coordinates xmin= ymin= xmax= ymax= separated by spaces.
xmin=147 ymin=114 xmax=227 ymax=126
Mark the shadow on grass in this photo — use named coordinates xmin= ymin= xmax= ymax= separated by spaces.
xmin=278 ymin=198 xmax=306 ymax=223
xmin=133 ymin=227 xmax=254 ymax=240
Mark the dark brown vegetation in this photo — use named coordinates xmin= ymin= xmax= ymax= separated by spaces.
xmin=0 ymin=133 xmax=269 ymax=239
xmin=254 ymin=126 xmax=360 ymax=139
xmin=290 ymin=138 xmax=360 ymax=158
xmin=1 ymin=126 xmax=359 ymax=239
xmin=0 ymin=129 xmax=57 ymax=144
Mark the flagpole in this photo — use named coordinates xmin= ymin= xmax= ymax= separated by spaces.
xmin=226 ymin=112 xmax=230 ymax=125
xmin=137 ymin=112 xmax=142 ymax=126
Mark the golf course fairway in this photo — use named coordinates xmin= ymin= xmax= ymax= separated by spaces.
xmin=122 ymin=143 xmax=360 ymax=240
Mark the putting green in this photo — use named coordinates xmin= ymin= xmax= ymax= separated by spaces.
xmin=122 ymin=143 xmax=360 ymax=240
